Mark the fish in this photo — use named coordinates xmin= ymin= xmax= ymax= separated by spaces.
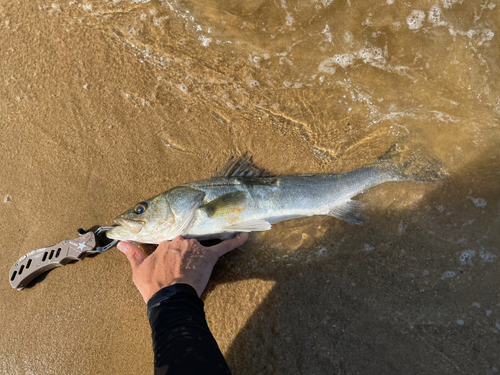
xmin=106 ymin=144 xmax=446 ymax=244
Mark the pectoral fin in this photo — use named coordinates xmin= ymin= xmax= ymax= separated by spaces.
xmin=200 ymin=191 xmax=248 ymax=218
xmin=224 ymin=219 xmax=272 ymax=232
xmin=328 ymin=200 xmax=368 ymax=225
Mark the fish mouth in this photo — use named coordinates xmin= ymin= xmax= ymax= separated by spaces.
xmin=114 ymin=217 xmax=146 ymax=234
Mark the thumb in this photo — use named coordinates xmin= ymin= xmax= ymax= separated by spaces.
xmin=117 ymin=241 xmax=147 ymax=271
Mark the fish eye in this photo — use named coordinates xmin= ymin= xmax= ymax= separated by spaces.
xmin=134 ymin=202 xmax=148 ymax=215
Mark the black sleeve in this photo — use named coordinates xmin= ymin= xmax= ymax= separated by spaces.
xmin=147 ymin=284 xmax=232 ymax=375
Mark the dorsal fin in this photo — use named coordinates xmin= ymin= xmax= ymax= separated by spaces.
xmin=213 ymin=152 xmax=272 ymax=178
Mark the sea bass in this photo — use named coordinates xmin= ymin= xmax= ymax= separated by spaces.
xmin=106 ymin=145 xmax=445 ymax=244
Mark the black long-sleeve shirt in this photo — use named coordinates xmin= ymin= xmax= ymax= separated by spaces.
xmin=147 ymin=284 xmax=232 ymax=375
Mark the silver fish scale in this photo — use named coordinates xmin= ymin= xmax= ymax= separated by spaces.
xmin=182 ymin=168 xmax=395 ymax=240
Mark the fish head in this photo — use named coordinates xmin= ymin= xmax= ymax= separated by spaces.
xmin=107 ymin=186 xmax=205 ymax=244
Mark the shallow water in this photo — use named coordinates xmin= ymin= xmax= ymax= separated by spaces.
xmin=0 ymin=0 xmax=499 ymax=374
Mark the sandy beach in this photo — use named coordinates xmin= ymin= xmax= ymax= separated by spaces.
xmin=1 ymin=0 xmax=499 ymax=373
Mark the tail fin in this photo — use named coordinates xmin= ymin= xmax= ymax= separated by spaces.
xmin=373 ymin=142 xmax=448 ymax=182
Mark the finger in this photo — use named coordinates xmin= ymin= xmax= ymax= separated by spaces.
xmin=156 ymin=240 xmax=172 ymax=252
xmin=209 ymin=232 xmax=249 ymax=258
xmin=117 ymin=241 xmax=147 ymax=271
xmin=170 ymin=235 xmax=185 ymax=246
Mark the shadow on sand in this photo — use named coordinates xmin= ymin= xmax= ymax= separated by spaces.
xmin=206 ymin=147 xmax=500 ymax=375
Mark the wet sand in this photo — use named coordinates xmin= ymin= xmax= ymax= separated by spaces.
xmin=1 ymin=0 xmax=499 ymax=374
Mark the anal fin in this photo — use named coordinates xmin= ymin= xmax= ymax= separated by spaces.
xmin=224 ymin=219 xmax=272 ymax=232
xmin=328 ymin=200 xmax=368 ymax=225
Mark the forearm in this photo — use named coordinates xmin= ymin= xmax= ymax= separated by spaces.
xmin=147 ymin=284 xmax=232 ymax=375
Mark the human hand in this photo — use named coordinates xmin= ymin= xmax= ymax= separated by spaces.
xmin=117 ymin=233 xmax=249 ymax=302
